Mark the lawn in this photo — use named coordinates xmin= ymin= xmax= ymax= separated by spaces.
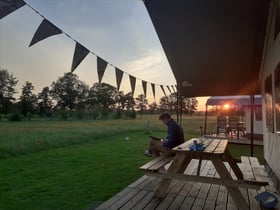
xmin=0 ymin=116 xmax=264 ymax=209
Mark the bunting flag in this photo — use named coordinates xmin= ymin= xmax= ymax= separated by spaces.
xmin=29 ymin=19 xmax=62 ymax=47
xmin=115 ymin=67 xmax=123 ymax=90
xmin=129 ymin=75 xmax=136 ymax=96
xmin=275 ymin=5 xmax=280 ymax=41
xmin=160 ymin=85 xmax=167 ymax=96
xmin=167 ymin=85 xmax=172 ymax=94
xmin=151 ymin=83 xmax=155 ymax=99
xmin=0 ymin=0 xmax=25 ymax=19
xmin=97 ymin=56 xmax=108 ymax=83
xmin=171 ymin=85 xmax=176 ymax=93
xmin=142 ymin=80 xmax=147 ymax=97
xmin=71 ymin=42 xmax=89 ymax=72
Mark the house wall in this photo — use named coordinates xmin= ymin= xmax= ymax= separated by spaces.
xmin=261 ymin=0 xmax=280 ymax=190
xmin=245 ymin=107 xmax=263 ymax=134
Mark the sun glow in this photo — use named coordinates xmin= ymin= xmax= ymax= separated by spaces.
xmin=223 ymin=103 xmax=230 ymax=110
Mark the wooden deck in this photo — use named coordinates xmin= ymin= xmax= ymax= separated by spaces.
xmin=96 ymin=159 xmax=279 ymax=210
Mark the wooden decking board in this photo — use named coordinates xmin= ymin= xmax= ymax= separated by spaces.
xmin=119 ymin=189 xmax=149 ymax=210
xmin=247 ymin=189 xmax=262 ymax=210
xmin=192 ymin=197 xmax=207 ymax=210
xmin=155 ymin=194 xmax=175 ymax=210
xmin=127 ymin=175 xmax=148 ymax=188
xmin=95 ymin=187 xmax=133 ymax=210
xmin=215 ymin=185 xmax=228 ymax=210
xmin=203 ymin=200 xmax=216 ymax=210
xmin=168 ymin=195 xmax=186 ymax=209
xmin=137 ymin=176 xmax=157 ymax=190
xmin=131 ymin=191 xmax=154 ymax=210
xmin=179 ymin=196 xmax=196 ymax=210
xmin=108 ymin=188 xmax=140 ymax=210
xmin=143 ymin=196 xmax=162 ymax=209
xmin=97 ymin=156 xmax=279 ymax=210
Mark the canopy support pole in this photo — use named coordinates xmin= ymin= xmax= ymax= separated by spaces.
xmin=176 ymin=91 xmax=179 ymax=123
xmin=204 ymin=105 xmax=208 ymax=135
xmin=250 ymin=93 xmax=255 ymax=156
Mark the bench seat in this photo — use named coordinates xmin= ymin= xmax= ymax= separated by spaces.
xmin=140 ymin=154 xmax=174 ymax=172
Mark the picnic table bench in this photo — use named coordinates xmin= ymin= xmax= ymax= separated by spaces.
xmin=140 ymin=138 xmax=268 ymax=210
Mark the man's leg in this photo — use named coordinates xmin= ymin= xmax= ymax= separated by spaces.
xmin=149 ymin=139 xmax=172 ymax=157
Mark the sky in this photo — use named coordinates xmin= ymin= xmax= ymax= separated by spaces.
xmin=0 ymin=0 xmax=209 ymax=111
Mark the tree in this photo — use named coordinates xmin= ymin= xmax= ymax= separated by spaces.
xmin=51 ymin=72 xmax=88 ymax=110
xmin=116 ymin=91 xmax=135 ymax=111
xmin=37 ymin=86 xmax=52 ymax=117
xmin=148 ymin=101 xmax=158 ymax=115
xmin=0 ymin=68 xmax=18 ymax=114
xmin=19 ymin=81 xmax=37 ymax=116
xmin=135 ymin=94 xmax=148 ymax=117
xmin=159 ymin=93 xmax=177 ymax=114
xmin=88 ymin=83 xmax=119 ymax=109
xmin=183 ymin=97 xmax=198 ymax=116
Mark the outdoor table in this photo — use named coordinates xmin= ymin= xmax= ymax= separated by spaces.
xmin=147 ymin=138 xmax=252 ymax=209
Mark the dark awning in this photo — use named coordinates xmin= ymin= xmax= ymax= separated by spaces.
xmin=206 ymin=95 xmax=262 ymax=106
xmin=144 ymin=0 xmax=269 ymax=97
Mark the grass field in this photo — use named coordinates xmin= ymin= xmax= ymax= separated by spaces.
xmin=0 ymin=116 xmax=264 ymax=209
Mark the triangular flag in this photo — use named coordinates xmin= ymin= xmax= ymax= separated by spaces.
xmin=151 ymin=83 xmax=155 ymax=99
xmin=167 ymin=86 xmax=172 ymax=94
xmin=0 ymin=0 xmax=25 ymax=19
xmin=142 ymin=80 xmax=147 ymax=97
xmin=275 ymin=6 xmax=280 ymax=41
xmin=71 ymin=42 xmax=89 ymax=72
xmin=160 ymin=85 xmax=167 ymax=96
xmin=129 ymin=75 xmax=136 ymax=96
xmin=97 ymin=56 xmax=108 ymax=83
xmin=171 ymin=85 xmax=176 ymax=93
xmin=115 ymin=68 xmax=123 ymax=90
xmin=29 ymin=19 xmax=62 ymax=47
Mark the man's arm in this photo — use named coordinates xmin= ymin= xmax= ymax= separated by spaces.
xmin=163 ymin=122 xmax=177 ymax=148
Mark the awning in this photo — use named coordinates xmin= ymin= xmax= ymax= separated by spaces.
xmin=206 ymin=95 xmax=262 ymax=106
xmin=144 ymin=0 xmax=270 ymax=97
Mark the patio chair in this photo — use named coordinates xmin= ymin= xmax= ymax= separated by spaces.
xmin=216 ymin=116 xmax=228 ymax=137
xmin=228 ymin=116 xmax=239 ymax=138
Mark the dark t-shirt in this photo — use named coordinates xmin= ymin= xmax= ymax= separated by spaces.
xmin=163 ymin=119 xmax=185 ymax=149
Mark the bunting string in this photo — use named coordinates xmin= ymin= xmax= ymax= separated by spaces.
xmin=0 ymin=0 xmax=177 ymax=99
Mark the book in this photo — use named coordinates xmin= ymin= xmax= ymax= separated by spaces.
xmin=149 ymin=136 xmax=162 ymax=141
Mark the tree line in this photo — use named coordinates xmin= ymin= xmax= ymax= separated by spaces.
xmin=0 ymin=68 xmax=198 ymax=120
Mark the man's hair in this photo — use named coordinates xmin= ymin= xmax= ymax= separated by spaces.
xmin=159 ymin=112 xmax=171 ymax=120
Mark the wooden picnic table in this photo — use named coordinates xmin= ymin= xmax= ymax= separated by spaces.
xmin=140 ymin=138 xmax=268 ymax=210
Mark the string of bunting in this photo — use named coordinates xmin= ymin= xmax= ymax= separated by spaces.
xmin=0 ymin=0 xmax=177 ymax=98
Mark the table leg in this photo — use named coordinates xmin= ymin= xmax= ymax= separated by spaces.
xmin=210 ymin=155 xmax=249 ymax=210
xmin=154 ymin=153 xmax=187 ymax=197
xmin=224 ymin=148 xmax=243 ymax=180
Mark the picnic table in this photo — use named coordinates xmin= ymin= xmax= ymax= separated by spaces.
xmin=140 ymin=138 xmax=268 ymax=210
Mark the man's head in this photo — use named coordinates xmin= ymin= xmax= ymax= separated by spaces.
xmin=159 ymin=112 xmax=171 ymax=125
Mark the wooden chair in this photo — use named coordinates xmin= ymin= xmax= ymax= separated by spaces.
xmin=216 ymin=116 xmax=228 ymax=136
xmin=228 ymin=116 xmax=239 ymax=138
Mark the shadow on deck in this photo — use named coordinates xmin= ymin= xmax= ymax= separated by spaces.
xmin=95 ymin=159 xmax=279 ymax=210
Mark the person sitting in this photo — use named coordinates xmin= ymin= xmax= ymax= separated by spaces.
xmin=143 ymin=112 xmax=185 ymax=157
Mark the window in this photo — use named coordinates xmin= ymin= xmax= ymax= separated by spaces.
xmin=275 ymin=63 xmax=280 ymax=134
xmin=265 ymin=74 xmax=274 ymax=132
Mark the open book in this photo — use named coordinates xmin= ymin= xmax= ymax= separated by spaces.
xmin=149 ymin=136 xmax=162 ymax=141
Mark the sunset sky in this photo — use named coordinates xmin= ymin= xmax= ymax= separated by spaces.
xmin=0 ymin=0 xmax=209 ymax=111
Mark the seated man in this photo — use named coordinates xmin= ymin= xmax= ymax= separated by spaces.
xmin=143 ymin=112 xmax=185 ymax=157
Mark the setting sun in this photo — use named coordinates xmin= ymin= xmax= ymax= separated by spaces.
xmin=223 ymin=103 xmax=230 ymax=110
